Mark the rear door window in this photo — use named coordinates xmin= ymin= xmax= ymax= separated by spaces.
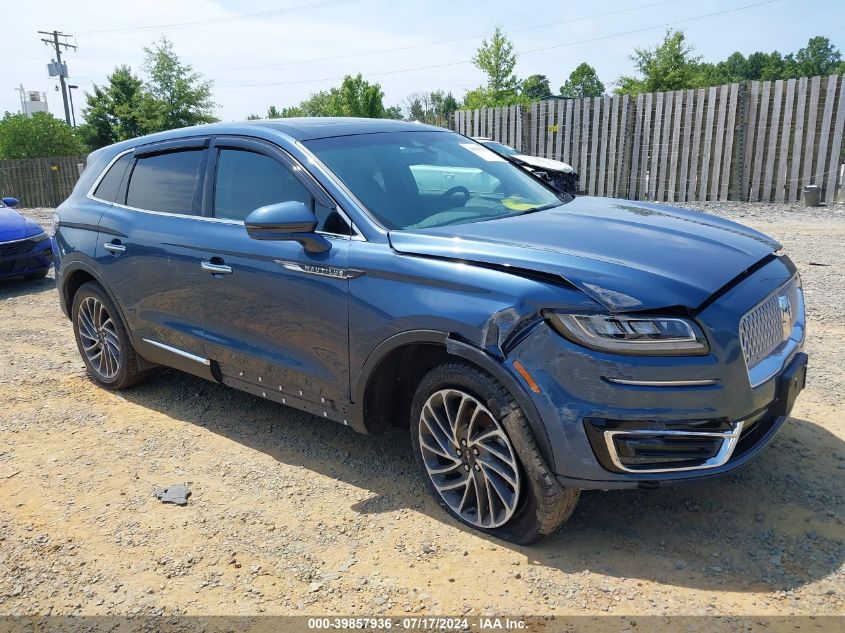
xmin=93 ymin=153 xmax=132 ymax=202
xmin=126 ymin=149 xmax=204 ymax=214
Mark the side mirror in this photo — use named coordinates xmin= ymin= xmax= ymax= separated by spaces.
xmin=2 ymin=197 xmax=19 ymax=208
xmin=244 ymin=201 xmax=331 ymax=253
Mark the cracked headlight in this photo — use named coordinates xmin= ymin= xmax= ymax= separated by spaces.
xmin=546 ymin=313 xmax=709 ymax=356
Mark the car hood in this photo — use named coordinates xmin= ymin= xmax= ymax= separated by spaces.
xmin=388 ymin=197 xmax=781 ymax=312
xmin=512 ymin=154 xmax=575 ymax=174
xmin=0 ymin=208 xmax=44 ymax=242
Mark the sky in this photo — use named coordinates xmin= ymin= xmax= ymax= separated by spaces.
xmin=3 ymin=0 xmax=844 ymax=123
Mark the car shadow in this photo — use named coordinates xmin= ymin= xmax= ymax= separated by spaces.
xmin=117 ymin=368 xmax=845 ymax=594
xmin=0 ymin=271 xmax=55 ymax=299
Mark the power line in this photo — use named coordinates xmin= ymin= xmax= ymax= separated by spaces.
xmin=75 ymin=0 xmax=360 ymax=35
xmin=210 ymin=0 xmax=683 ymax=73
xmin=215 ymin=0 xmax=780 ymax=89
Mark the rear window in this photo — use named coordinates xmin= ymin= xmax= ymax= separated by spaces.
xmin=93 ymin=153 xmax=132 ymax=202
xmin=126 ymin=150 xmax=204 ymax=214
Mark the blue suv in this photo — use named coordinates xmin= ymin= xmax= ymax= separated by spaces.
xmin=53 ymin=119 xmax=807 ymax=543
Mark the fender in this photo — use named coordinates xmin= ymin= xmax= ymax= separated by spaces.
xmin=350 ymin=329 xmax=557 ymax=472
xmin=59 ymin=257 xmax=162 ymax=373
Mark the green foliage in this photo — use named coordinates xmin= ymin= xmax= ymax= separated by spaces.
xmin=560 ymin=63 xmax=605 ymax=98
xmin=143 ymin=37 xmax=217 ymax=130
xmin=0 ymin=111 xmax=86 ymax=159
xmin=404 ymin=90 xmax=459 ymax=123
xmin=252 ymin=75 xmax=398 ymax=121
xmin=789 ymin=36 xmax=845 ymax=76
xmin=467 ymin=26 xmax=523 ymax=107
xmin=521 ymin=74 xmax=552 ymax=100
xmin=616 ymin=30 xmax=702 ymax=95
xmin=77 ymin=39 xmax=217 ymax=149
xmin=616 ymin=33 xmax=845 ymax=95
xmin=78 ymin=65 xmax=149 ymax=149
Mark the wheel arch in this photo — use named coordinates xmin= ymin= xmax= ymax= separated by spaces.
xmin=351 ymin=329 xmax=557 ymax=472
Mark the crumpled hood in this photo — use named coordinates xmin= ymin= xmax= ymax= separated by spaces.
xmin=513 ymin=154 xmax=575 ymax=174
xmin=0 ymin=208 xmax=44 ymax=242
xmin=388 ymin=197 xmax=781 ymax=312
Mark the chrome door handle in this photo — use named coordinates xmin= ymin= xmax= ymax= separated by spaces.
xmin=201 ymin=261 xmax=233 ymax=275
xmin=103 ymin=242 xmax=126 ymax=254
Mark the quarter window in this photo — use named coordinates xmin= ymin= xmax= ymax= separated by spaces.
xmin=213 ymin=148 xmax=351 ymax=234
xmin=126 ymin=149 xmax=204 ymax=214
xmin=93 ymin=153 xmax=132 ymax=202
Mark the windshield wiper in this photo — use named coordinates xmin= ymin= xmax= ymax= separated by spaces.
xmin=515 ymin=201 xmax=563 ymax=215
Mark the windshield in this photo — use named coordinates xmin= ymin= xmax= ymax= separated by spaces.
xmin=480 ymin=140 xmax=518 ymax=157
xmin=305 ymin=131 xmax=563 ymax=230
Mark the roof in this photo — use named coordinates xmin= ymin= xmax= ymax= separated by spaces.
xmin=92 ymin=118 xmax=452 ymax=161
xmin=243 ymin=117 xmax=445 ymax=140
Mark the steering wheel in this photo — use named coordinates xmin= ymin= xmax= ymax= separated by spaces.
xmin=438 ymin=186 xmax=470 ymax=207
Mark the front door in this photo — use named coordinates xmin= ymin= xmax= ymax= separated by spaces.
xmin=195 ymin=138 xmax=353 ymax=413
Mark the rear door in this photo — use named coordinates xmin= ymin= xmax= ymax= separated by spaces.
xmin=95 ymin=138 xmax=210 ymax=372
xmin=193 ymin=136 xmax=354 ymax=413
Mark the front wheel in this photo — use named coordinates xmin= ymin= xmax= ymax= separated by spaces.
xmin=410 ymin=361 xmax=580 ymax=544
xmin=71 ymin=281 xmax=145 ymax=390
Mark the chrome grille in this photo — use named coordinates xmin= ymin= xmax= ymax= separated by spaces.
xmin=739 ymin=276 xmax=801 ymax=370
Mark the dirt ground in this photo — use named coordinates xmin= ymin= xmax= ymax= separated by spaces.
xmin=1 ymin=203 xmax=843 ymax=621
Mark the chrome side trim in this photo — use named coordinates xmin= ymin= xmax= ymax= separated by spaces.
xmin=275 ymin=260 xmax=365 ymax=279
xmin=604 ymin=378 xmax=717 ymax=387
xmin=142 ymin=338 xmax=210 ymax=365
xmin=603 ymin=421 xmax=745 ymax=474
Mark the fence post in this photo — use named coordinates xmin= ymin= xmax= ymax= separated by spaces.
xmin=520 ymin=105 xmax=532 ymax=155
xmin=734 ymin=82 xmax=748 ymax=201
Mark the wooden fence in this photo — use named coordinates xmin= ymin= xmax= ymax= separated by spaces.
xmin=454 ymin=74 xmax=845 ymax=204
xmin=0 ymin=155 xmax=87 ymax=208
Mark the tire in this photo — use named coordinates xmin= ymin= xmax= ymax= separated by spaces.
xmin=23 ymin=269 xmax=49 ymax=280
xmin=71 ymin=281 xmax=145 ymax=390
xmin=410 ymin=361 xmax=580 ymax=544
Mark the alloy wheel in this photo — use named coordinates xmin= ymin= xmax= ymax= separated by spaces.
xmin=77 ymin=296 xmax=121 ymax=380
xmin=418 ymin=389 xmax=521 ymax=529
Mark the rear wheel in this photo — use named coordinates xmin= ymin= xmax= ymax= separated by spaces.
xmin=410 ymin=361 xmax=580 ymax=544
xmin=71 ymin=281 xmax=144 ymax=390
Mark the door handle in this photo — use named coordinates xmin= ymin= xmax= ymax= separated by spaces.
xmin=103 ymin=242 xmax=126 ymax=254
xmin=201 ymin=260 xmax=233 ymax=275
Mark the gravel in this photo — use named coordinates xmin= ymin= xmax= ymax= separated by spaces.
xmin=0 ymin=202 xmax=842 ymax=618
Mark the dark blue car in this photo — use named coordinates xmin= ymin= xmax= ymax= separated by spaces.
xmin=53 ymin=119 xmax=807 ymax=543
xmin=0 ymin=196 xmax=53 ymax=280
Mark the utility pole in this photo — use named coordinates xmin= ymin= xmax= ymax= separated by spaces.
xmin=67 ymin=84 xmax=78 ymax=127
xmin=38 ymin=30 xmax=76 ymax=125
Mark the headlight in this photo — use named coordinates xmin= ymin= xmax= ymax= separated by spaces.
xmin=546 ymin=313 xmax=709 ymax=356
xmin=50 ymin=213 xmax=61 ymax=237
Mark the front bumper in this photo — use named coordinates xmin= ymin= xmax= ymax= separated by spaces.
xmin=0 ymin=234 xmax=53 ymax=278
xmin=505 ymin=255 xmax=806 ymax=489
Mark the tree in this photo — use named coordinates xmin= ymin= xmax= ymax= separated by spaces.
xmin=0 ymin=112 xmax=86 ymax=159
xmin=788 ymin=36 xmax=845 ymax=77
xmin=470 ymin=26 xmax=521 ymax=106
xmin=616 ymin=30 xmax=701 ymax=95
xmin=78 ymin=65 xmax=148 ymax=150
xmin=404 ymin=90 xmax=459 ymax=123
xmin=560 ymin=63 xmax=605 ymax=98
xmin=258 ymin=75 xmax=394 ymax=120
xmin=143 ymin=37 xmax=217 ymax=130
xmin=521 ymin=74 xmax=552 ymax=100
